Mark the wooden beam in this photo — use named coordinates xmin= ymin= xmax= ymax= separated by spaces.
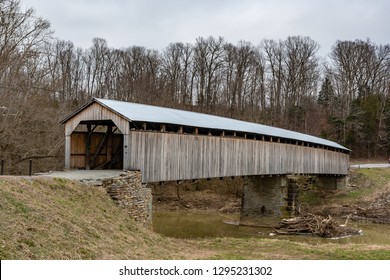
xmin=85 ymin=124 xmax=91 ymax=170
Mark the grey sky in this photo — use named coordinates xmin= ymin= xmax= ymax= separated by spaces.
xmin=21 ymin=0 xmax=389 ymax=56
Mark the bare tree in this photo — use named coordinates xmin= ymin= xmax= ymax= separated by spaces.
xmin=283 ymin=36 xmax=320 ymax=131
xmin=261 ymin=39 xmax=284 ymax=125
xmin=193 ymin=36 xmax=225 ymax=111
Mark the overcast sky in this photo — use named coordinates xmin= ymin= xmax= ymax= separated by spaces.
xmin=21 ymin=0 xmax=389 ymax=56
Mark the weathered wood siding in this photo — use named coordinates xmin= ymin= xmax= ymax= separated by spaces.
xmin=127 ymin=131 xmax=349 ymax=183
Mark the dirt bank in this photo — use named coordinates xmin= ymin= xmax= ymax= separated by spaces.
xmin=318 ymin=169 xmax=390 ymax=224
xmin=151 ymin=177 xmax=243 ymax=213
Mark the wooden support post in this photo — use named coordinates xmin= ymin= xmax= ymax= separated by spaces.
xmin=29 ymin=159 xmax=32 ymax=176
xmin=106 ymin=125 xmax=113 ymax=165
xmin=221 ymin=131 xmax=225 ymax=137
xmin=123 ymin=134 xmax=129 ymax=170
xmin=194 ymin=127 xmax=198 ymax=135
xmin=177 ymin=126 xmax=183 ymax=133
xmin=86 ymin=124 xmax=91 ymax=170
xmin=142 ymin=123 xmax=147 ymax=130
xmin=65 ymin=135 xmax=71 ymax=170
xmin=160 ymin=124 xmax=166 ymax=132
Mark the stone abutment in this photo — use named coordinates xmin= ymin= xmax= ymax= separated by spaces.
xmin=103 ymin=170 xmax=152 ymax=229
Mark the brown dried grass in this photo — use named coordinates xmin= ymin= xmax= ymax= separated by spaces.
xmin=0 ymin=176 xmax=200 ymax=260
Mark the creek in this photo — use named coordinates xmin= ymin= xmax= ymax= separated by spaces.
xmin=153 ymin=211 xmax=390 ymax=245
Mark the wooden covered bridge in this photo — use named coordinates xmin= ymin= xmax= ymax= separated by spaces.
xmin=61 ymin=98 xmax=350 ymax=225
xmin=61 ymin=98 xmax=349 ymax=182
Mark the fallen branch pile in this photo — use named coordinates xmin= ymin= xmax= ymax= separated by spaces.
xmin=273 ymin=214 xmax=362 ymax=238
xmin=352 ymin=192 xmax=390 ymax=224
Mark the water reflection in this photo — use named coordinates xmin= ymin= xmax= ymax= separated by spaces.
xmin=153 ymin=211 xmax=390 ymax=245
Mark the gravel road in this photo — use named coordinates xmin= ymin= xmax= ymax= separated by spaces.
xmin=350 ymin=163 xmax=390 ymax=169
xmin=40 ymin=170 xmax=124 ymax=181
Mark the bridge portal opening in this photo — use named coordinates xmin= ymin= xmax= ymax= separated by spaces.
xmin=69 ymin=120 xmax=123 ymax=170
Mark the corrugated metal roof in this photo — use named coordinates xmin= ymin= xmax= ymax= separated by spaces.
xmin=63 ymin=98 xmax=350 ymax=151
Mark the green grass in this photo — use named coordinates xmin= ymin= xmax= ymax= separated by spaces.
xmin=197 ymin=238 xmax=390 ymax=260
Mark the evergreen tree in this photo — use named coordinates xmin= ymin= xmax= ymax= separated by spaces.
xmin=318 ymin=77 xmax=334 ymax=107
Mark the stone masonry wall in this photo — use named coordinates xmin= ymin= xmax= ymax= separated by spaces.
xmin=103 ymin=170 xmax=152 ymax=229
xmin=240 ymin=176 xmax=288 ymax=226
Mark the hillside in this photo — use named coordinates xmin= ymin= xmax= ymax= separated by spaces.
xmin=0 ymin=176 xmax=199 ymax=259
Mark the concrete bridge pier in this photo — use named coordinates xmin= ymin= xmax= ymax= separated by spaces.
xmin=240 ymin=174 xmax=348 ymax=227
xmin=316 ymin=175 xmax=348 ymax=190
xmin=240 ymin=175 xmax=291 ymax=227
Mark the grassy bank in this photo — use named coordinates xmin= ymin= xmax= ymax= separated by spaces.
xmin=0 ymin=176 xmax=198 ymax=259
xmin=1 ymin=172 xmax=390 ymax=260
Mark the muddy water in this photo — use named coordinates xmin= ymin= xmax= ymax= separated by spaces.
xmin=153 ymin=211 xmax=390 ymax=245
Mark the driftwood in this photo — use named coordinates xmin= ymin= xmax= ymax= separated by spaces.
xmin=273 ymin=214 xmax=362 ymax=238
xmin=352 ymin=192 xmax=390 ymax=224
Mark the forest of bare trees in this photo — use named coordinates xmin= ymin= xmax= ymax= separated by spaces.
xmin=1 ymin=0 xmax=390 ymax=174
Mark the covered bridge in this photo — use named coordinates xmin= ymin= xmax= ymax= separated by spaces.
xmin=61 ymin=98 xmax=350 ymax=183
